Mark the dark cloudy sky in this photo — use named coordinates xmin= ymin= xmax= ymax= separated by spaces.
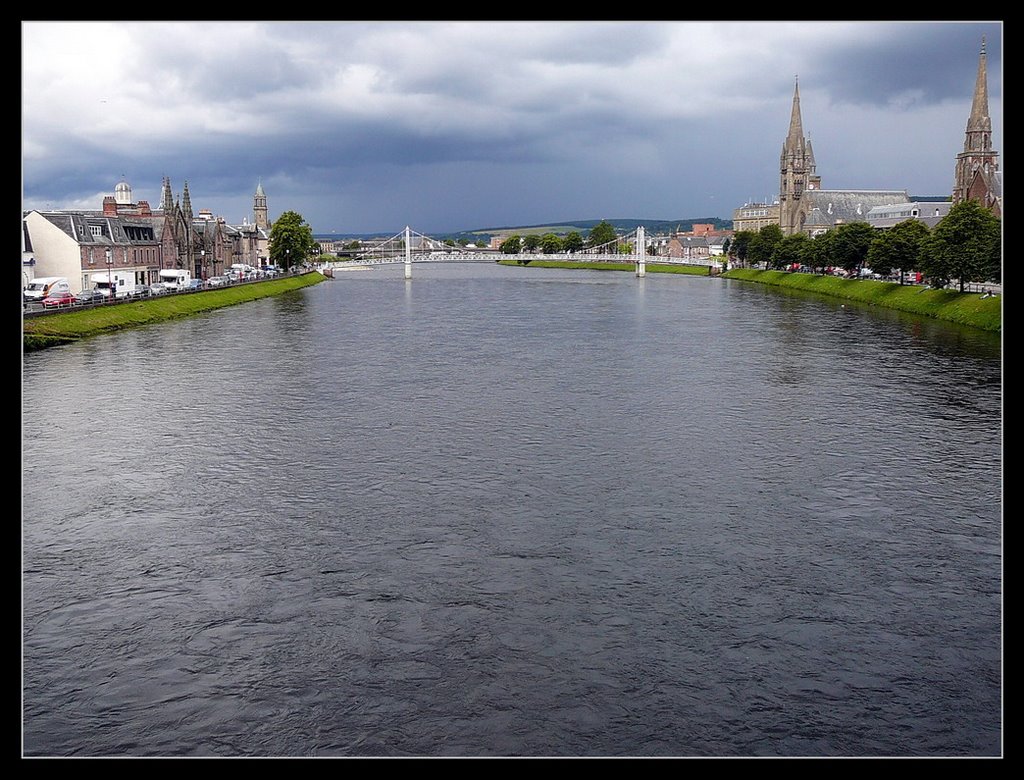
xmin=22 ymin=21 xmax=1003 ymax=235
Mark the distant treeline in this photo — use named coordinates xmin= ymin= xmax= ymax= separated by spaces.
xmin=315 ymin=217 xmax=734 ymax=246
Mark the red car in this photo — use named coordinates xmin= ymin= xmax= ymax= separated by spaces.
xmin=42 ymin=291 xmax=77 ymax=308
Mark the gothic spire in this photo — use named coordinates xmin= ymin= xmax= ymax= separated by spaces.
xmin=786 ymin=76 xmax=804 ymax=147
xmin=966 ymin=36 xmax=992 ymax=139
xmin=182 ymin=181 xmax=193 ymax=221
xmin=161 ymin=176 xmax=174 ymax=213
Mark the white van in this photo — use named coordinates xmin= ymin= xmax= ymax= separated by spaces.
xmin=158 ymin=269 xmax=192 ymax=290
xmin=90 ymin=270 xmax=137 ymax=299
xmin=24 ymin=277 xmax=71 ymax=302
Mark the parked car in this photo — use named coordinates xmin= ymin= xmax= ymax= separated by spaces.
xmin=185 ymin=279 xmax=205 ymax=290
xmin=42 ymin=291 xmax=78 ymax=308
xmin=132 ymin=285 xmax=153 ymax=298
xmin=75 ymin=289 xmax=106 ymax=304
xmin=208 ymin=276 xmax=229 ymax=287
xmin=149 ymin=282 xmax=170 ymax=295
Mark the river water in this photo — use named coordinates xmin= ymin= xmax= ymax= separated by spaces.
xmin=22 ymin=262 xmax=1002 ymax=757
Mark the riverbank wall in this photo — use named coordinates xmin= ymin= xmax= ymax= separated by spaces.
xmin=23 ymin=271 xmax=327 ymax=352
xmin=721 ymin=269 xmax=1001 ymax=332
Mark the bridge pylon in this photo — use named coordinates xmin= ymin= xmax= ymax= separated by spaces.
xmin=405 ymin=226 xmax=413 ymax=279
xmin=635 ymin=226 xmax=646 ymax=277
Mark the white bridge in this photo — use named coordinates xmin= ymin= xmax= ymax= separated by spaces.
xmin=320 ymin=226 xmax=718 ymax=278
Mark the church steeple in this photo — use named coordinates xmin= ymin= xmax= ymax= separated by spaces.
xmin=161 ymin=176 xmax=174 ymax=213
xmin=779 ymin=77 xmax=817 ymax=235
xmin=953 ymin=37 xmax=999 ymax=206
xmin=253 ymin=179 xmax=268 ymax=230
xmin=182 ymin=180 xmax=193 ymax=222
xmin=786 ymin=77 xmax=805 ymax=148
xmin=965 ymin=36 xmax=993 ymax=149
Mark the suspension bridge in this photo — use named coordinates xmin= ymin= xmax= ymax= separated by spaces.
xmin=319 ymin=226 xmax=716 ymax=278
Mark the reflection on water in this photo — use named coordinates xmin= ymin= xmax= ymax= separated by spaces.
xmin=23 ymin=263 xmax=1001 ymax=757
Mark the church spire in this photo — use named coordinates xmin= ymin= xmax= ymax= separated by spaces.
xmin=182 ymin=180 xmax=193 ymax=222
xmin=965 ymin=36 xmax=992 ymax=141
xmin=161 ymin=176 xmax=174 ymax=213
xmin=953 ymin=36 xmax=999 ymax=208
xmin=786 ymin=76 xmax=804 ymax=147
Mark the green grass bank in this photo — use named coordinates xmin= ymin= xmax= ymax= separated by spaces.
xmin=721 ymin=269 xmax=1001 ymax=332
xmin=497 ymin=258 xmax=715 ymax=276
xmin=23 ymin=271 xmax=327 ymax=352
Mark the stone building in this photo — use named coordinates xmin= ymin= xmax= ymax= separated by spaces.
xmin=952 ymin=37 xmax=1001 ymax=217
xmin=732 ymin=201 xmax=781 ymax=233
xmin=23 ymin=178 xmax=271 ymax=294
xmin=778 ymin=79 xmax=907 ymax=236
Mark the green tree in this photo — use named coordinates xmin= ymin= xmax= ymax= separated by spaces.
xmin=345 ymin=239 xmax=362 ymax=250
xmin=457 ymin=237 xmax=470 ymax=247
xmin=770 ymin=232 xmax=812 ymax=270
xmin=830 ymin=222 xmax=876 ymax=276
xmin=587 ymin=220 xmax=618 ymax=249
xmin=730 ymin=230 xmax=755 ymax=266
xmin=522 ymin=234 xmax=541 ymax=253
xmin=806 ymin=230 xmax=837 ymax=274
xmin=269 ymin=211 xmax=318 ymax=270
xmin=540 ymin=233 xmax=563 ymax=254
xmin=919 ymin=200 xmax=1001 ymax=290
xmin=866 ymin=219 xmax=930 ymax=283
xmin=747 ymin=224 xmax=783 ymax=267
xmin=444 ymin=239 xmax=456 ymax=247
xmin=563 ymin=231 xmax=584 ymax=253
xmin=499 ymin=235 xmax=521 ymax=255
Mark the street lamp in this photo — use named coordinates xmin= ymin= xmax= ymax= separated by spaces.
xmin=105 ymin=248 xmax=114 ymax=303
xmin=200 ymin=249 xmax=206 ymax=282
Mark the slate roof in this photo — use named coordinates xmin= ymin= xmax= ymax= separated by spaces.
xmin=800 ymin=190 xmax=909 ymax=226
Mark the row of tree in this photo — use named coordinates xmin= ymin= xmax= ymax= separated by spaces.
xmin=729 ymin=200 xmax=1001 ymax=290
xmin=498 ymin=220 xmax=626 ymax=256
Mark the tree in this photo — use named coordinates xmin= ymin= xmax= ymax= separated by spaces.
xmin=730 ymin=230 xmax=755 ymax=266
xmin=457 ymin=237 xmax=470 ymax=247
xmin=806 ymin=230 xmax=837 ymax=274
xmin=345 ymin=240 xmax=362 ymax=250
xmin=770 ymin=233 xmax=812 ymax=270
xmin=587 ymin=220 xmax=618 ymax=249
xmin=866 ymin=219 xmax=929 ymax=283
xmin=919 ymin=200 xmax=1001 ymax=290
xmin=499 ymin=235 xmax=521 ymax=255
xmin=830 ymin=222 xmax=875 ymax=276
xmin=269 ymin=211 xmax=318 ymax=270
xmin=522 ymin=234 xmax=541 ymax=253
xmin=563 ymin=231 xmax=584 ymax=253
xmin=540 ymin=233 xmax=563 ymax=254
xmin=747 ymin=224 xmax=783 ymax=267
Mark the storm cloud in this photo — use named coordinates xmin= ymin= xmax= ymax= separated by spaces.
xmin=22 ymin=21 xmax=1002 ymax=233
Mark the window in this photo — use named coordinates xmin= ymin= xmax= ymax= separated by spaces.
xmin=89 ymin=225 xmax=102 ymax=237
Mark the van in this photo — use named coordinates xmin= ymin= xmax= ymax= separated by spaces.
xmin=24 ymin=277 xmax=71 ymax=303
xmin=158 ymin=269 xmax=192 ymax=290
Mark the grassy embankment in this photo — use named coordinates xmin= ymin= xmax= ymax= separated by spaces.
xmin=722 ymin=268 xmax=1001 ymax=332
xmin=23 ymin=271 xmax=326 ymax=352
xmin=497 ymin=258 xmax=714 ymax=275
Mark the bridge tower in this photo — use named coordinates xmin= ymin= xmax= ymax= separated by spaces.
xmin=635 ymin=226 xmax=646 ymax=277
xmin=404 ymin=226 xmax=413 ymax=279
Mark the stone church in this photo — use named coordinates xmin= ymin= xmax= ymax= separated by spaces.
xmin=952 ymin=37 xmax=1001 ymax=217
xmin=778 ymin=79 xmax=907 ymax=236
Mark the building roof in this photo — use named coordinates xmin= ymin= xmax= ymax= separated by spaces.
xmin=800 ymin=189 xmax=909 ymax=227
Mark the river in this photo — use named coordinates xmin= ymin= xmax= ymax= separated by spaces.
xmin=22 ymin=262 xmax=1002 ymax=757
